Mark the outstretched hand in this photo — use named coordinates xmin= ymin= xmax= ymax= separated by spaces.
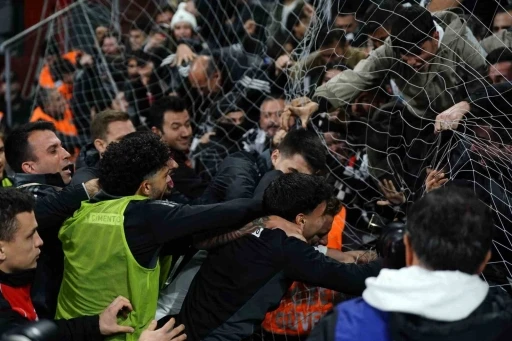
xmin=377 ymin=179 xmax=406 ymax=206
xmin=139 ymin=318 xmax=186 ymax=341
xmin=425 ymin=169 xmax=449 ymax=192
xmin=280 ymin=97 xmax=318 ymax=131
xmin=434 ymin=101 xmax=470 ymax=133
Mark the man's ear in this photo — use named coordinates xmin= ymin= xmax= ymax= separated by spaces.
xmin=0 ymin=242 xmax=7 ymax=261
xmin=21 ymin=161 xmax=36 ymax=175
xmin=151 ymin=127 xmax=162 ymax=137
xmin=403 ymin=233 xmax=413 ymax=267
xmin=136 ymin=180 xmax=151 ymax=197
xmin=295 ymin=213 xmax=306 ymax=228
xmin=93 ymin=139 xmax=106 ymax=154
xmin=432 ymin=30 xmax=440 ymax=42
xmin=271 ymin=149 xmax=280 ymax=165
xmin=476 ymin=250 xmax=492 ymax=274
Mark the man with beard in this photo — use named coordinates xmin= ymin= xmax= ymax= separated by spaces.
xmin=55 ymin=132 xmax=286 ymax=340
xmin=148 ymin=96 xmax=208 ymax=201
xmin=242 ymin=97 xmax=286 ymax=154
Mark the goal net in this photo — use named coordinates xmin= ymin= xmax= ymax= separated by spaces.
xmin=4 ymin=0 xmax=512 ymax=338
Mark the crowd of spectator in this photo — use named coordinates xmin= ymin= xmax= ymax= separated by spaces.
xmin=0 ymin=0 xmax=512 ymax=340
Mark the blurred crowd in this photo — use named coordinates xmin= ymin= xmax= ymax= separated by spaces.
xmin=0 ymin=0 xmax=512 ymax=340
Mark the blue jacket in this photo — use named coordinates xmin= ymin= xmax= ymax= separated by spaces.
xmin=308 ymin=290 xmax=512 ymax=341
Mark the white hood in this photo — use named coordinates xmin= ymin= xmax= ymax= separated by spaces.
xmin=363 ymin=266 xmax=489 ymax=322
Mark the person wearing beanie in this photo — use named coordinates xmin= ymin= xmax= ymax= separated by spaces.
xmin=170 ymin=2 xmax=197 ymax=40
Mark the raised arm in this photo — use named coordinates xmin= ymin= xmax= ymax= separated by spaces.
xmin=133 ymin=198 xmax=264 ymax=244
xmin=282 ymin=237 xmax=382 ymax=296
xmin=34 ymin=180 xmax=100 ymax=230
xmin=313 ymin=44 xmax=394 ymax=110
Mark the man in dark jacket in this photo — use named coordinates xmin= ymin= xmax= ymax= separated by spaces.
xmin=199 ymin=128 xmax=327 ymax=204
xmin=178 ymin=173 xmax=382 ymax=341
xmin=72 ymin=110 xmax=135 ymax=185
xmin=4 ymin=122 xmax=95 ymax=318
xmin=147 ymin=96 xmax=208 ymax=201
xmin=308 ymin=186 xmax=512 ymax=341
xmin=0 ymin=187 xmax=139 ymax=340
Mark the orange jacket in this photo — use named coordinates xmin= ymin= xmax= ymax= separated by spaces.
xmin=261 ymin=207 xmax=347 ymax=336
xmin=30 ymin=106 xmax=77 ymax=136
xmin=38 ymin=51 xmax=79 ymax=100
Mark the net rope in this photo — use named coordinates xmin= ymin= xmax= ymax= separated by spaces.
xmin=4 ymin=0 xmax=512 ymax=338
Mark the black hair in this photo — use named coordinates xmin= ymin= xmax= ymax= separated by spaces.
xmin=5 ymin=122 xmax=56 ymax=173
xmin=406 ymin=186 xmax=494 ymax=274
xmin=99 ymin=132 xmax=170 ymax=196
xmin=263 ymin=173 xmax=333 ymax=222
xmin=496 ymin=5 xmax=512 ymax=14
xmin=361 ymin=0 xmax=399 ymax=35
xmin=131 ymin=19 xmax=151 ymax=35
xmin=315 ymin=29 xmax=347 ymax=51
xmin=278 ymin=129 xmax=327 ymax=174
xmin=148 ymin=96 xmax=187 ymax=131
xmin=324 ymin=197 xmax=342 ymax=217
xmin=390 ymin=5 xmax=436 ymax=55
xmin=49 ymin=58 xmax=76 ymax=81
xmin=486 ymin=47 xmax=512 ymax=65
xmin=0 ymin=188 xmax=35 ymax=242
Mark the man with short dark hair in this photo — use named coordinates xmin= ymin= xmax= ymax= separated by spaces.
xmin=72 ymin=110 xmax=135 ymax=185
xmin=492 ymin=6 xmax=512 ymax=33
xmin=4 ymin=122 xmax=97 ymax=319
xmin=6 ymin=122 xmax=73 ymax=192
xmin=199 ymin=128 xmax=327 ymax=204
xmin=148 ymin=96 xmax=207 ymax=200
xmin=178 ymin=173 xmax=382 ymax=341
xmin=486 ymin=47 xmax=512 ymax=84
xmin=0 ymin=187 xmax=140 ymax=340
xmin=55 ymin=132 xmax=274 ymax=340
xmin=309 ymin=186 xmax=512 ymax=341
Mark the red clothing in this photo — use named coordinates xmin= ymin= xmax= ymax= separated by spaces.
xmin=0 ymin=283 xmax=37 ymax=321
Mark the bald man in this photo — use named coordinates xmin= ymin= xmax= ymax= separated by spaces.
xmin=188 ymin=55 xmax=223 ymax=97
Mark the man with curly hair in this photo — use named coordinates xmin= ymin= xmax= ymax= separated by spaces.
xmin=54 ymin=132 xmax=283 ymax=340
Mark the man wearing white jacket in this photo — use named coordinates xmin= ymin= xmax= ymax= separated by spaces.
xmin=308 ymin=186 xmax=512 ymax=341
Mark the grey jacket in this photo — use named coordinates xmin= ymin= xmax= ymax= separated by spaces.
xmin=314 ymin=11 xmax=488 ymax=118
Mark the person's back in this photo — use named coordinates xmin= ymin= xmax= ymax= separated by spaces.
xmin=56 ymin=195 xmax=159 ymax=341
xmin=179 ymin=174 xmax=382 ymax=341
xmin=308 ymin=186 xmax=512 ymax=341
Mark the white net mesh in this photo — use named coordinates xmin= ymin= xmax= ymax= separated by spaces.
xmin=2 ymin=0 xmax=512 ymax=338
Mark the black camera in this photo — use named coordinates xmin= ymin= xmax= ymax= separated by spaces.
xmin=1 ymin=321 xmax=58 ymax=341
xmin=376 ymin=220 xmax=407 ymax=269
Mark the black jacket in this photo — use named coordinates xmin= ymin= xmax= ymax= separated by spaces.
xmin=179 ymin=228 xmax=382 ymax=341
xmin=72 ymin=143 xmax=100 ymax=185
xmin=14 ymin=174 xmax=90 ymax=319
xmin=198 ymin=150 xmax=270 ymax=204
xmin=0 ymin=270 xmax=102 ymax=341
